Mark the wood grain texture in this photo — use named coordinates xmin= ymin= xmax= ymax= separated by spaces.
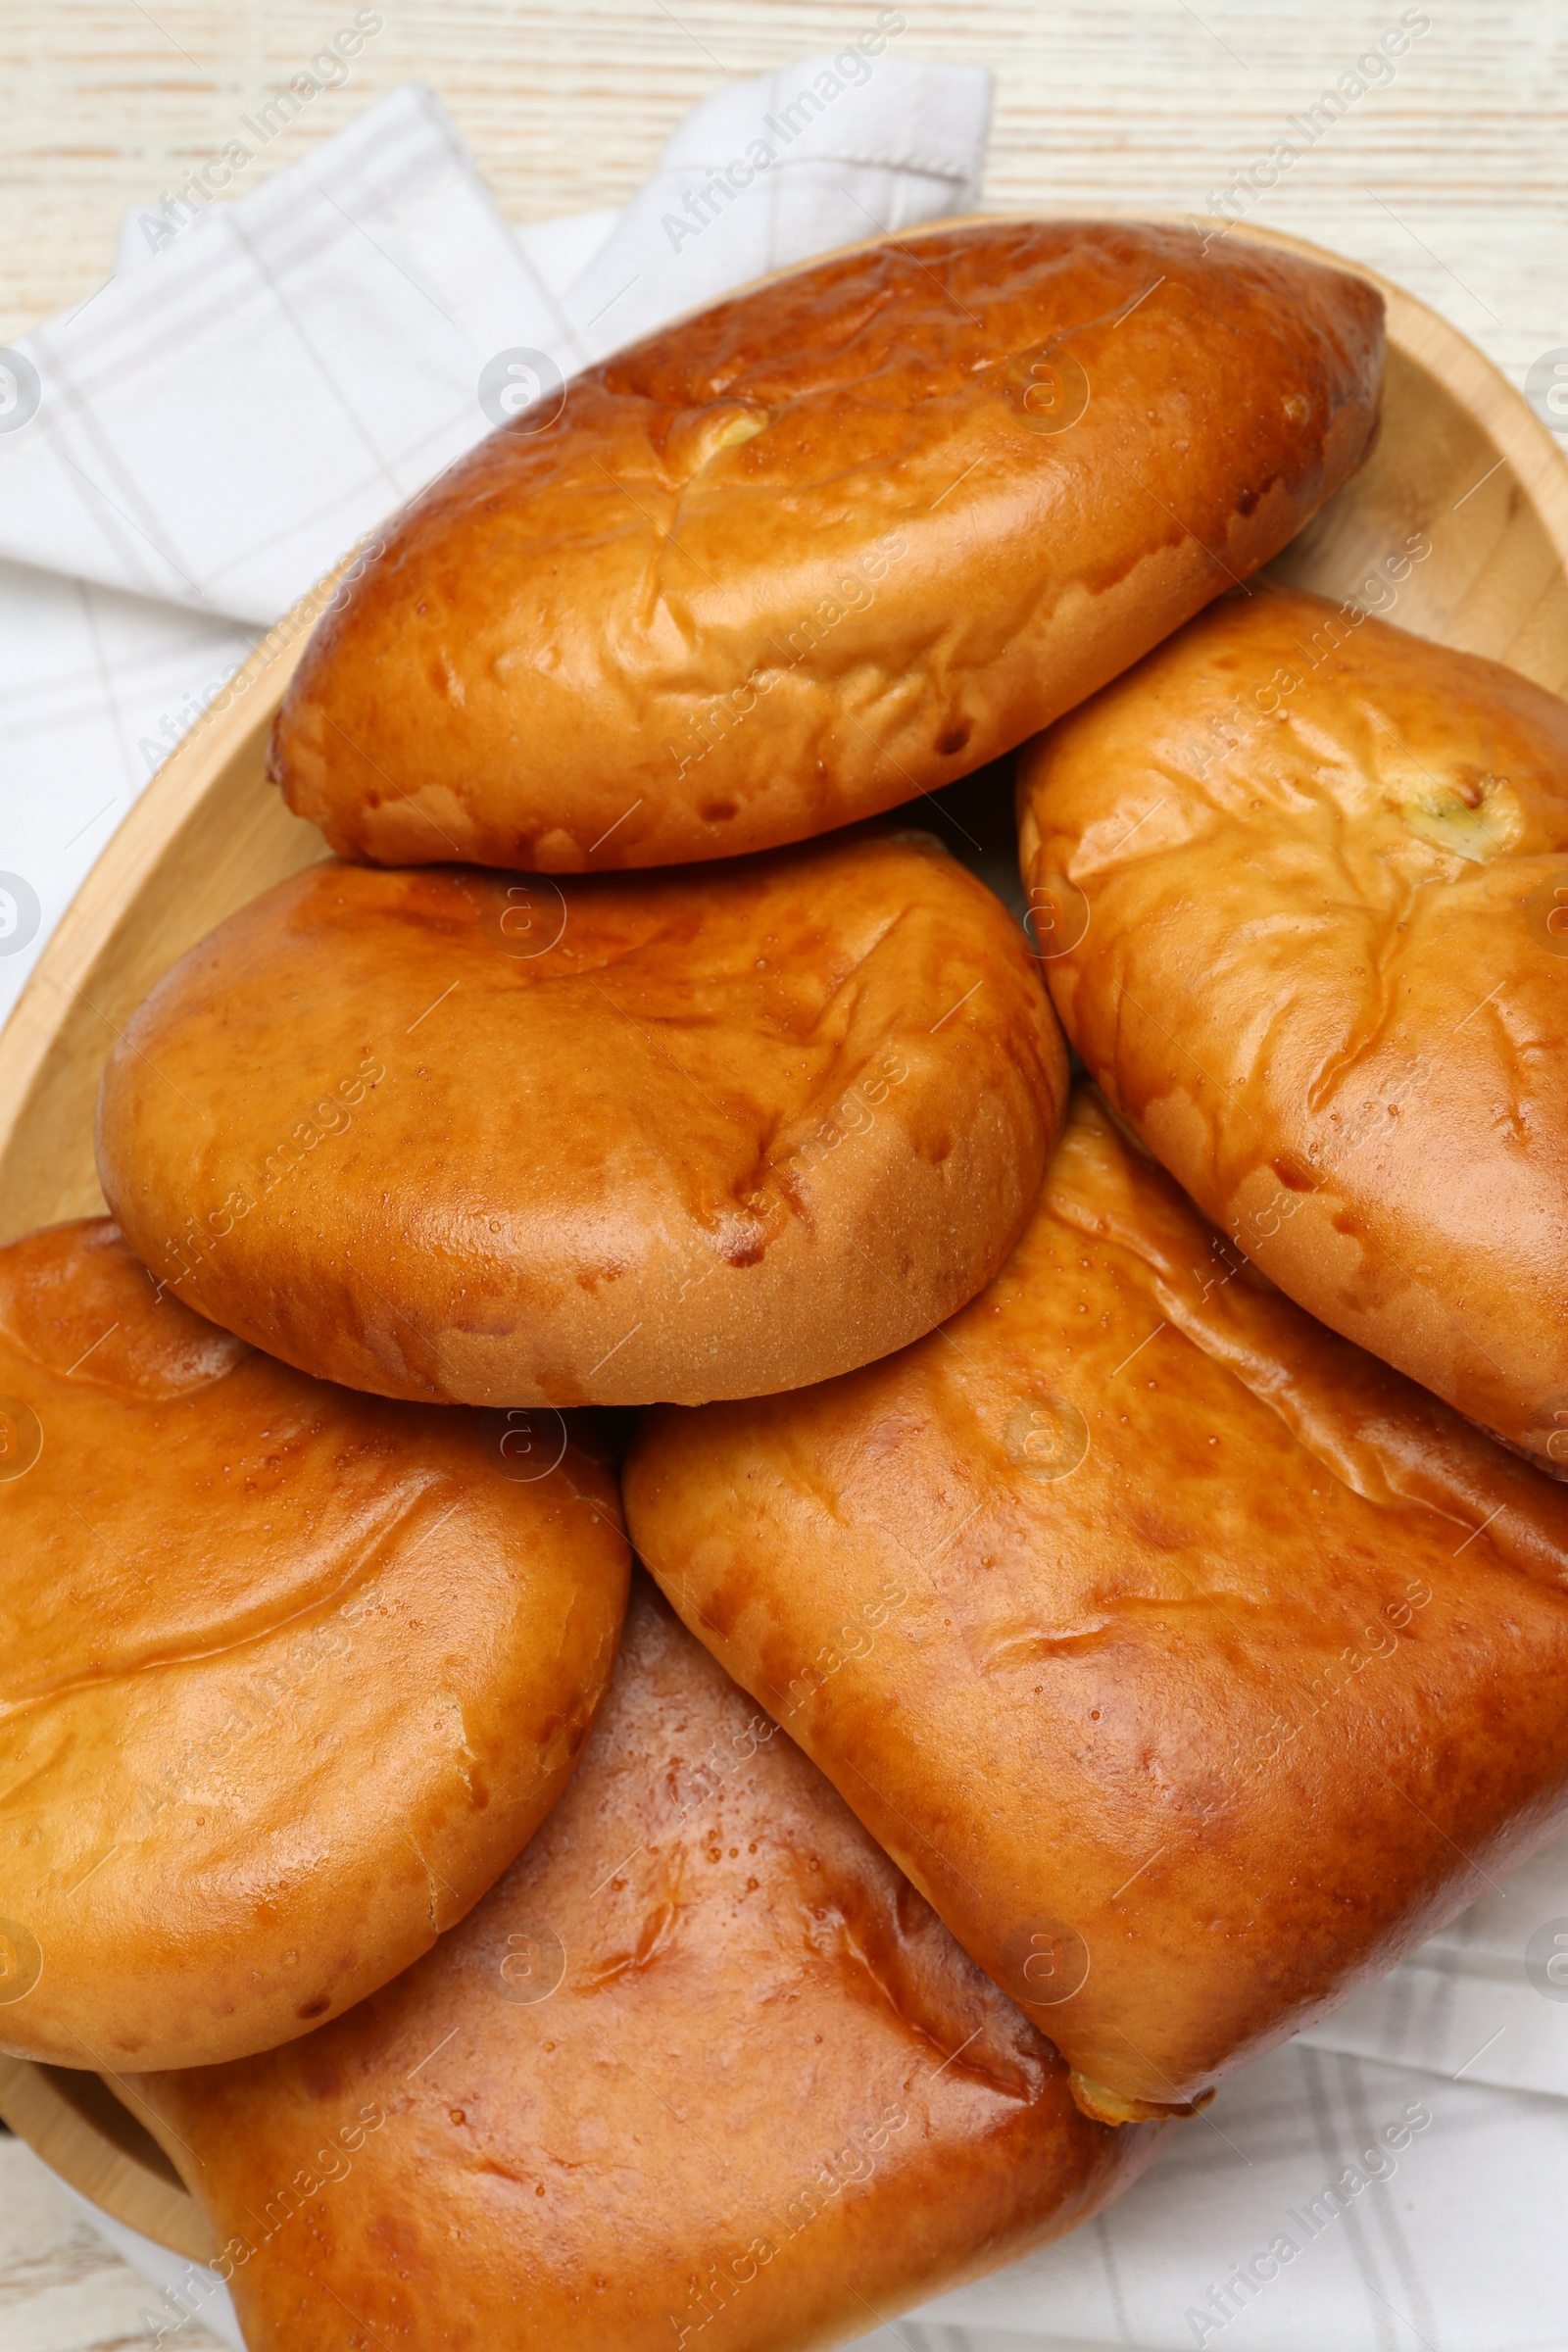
xmin=0 ymin=6 xmax=1563 ymax=2346
xmin=0 ymin=2063 xmax=216 ymax=2267
xmin=0 ymin=0 xmax=1565 ymax=386
xmin=0 ymin=2134 xmax=226 ymax=2351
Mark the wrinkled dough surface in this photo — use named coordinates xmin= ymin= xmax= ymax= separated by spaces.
xmin=270 ymin=220 xmax=1384 ymax=870
xmin=1018 ymin=582 xmax=1568 ymax=1461
xmin=142 ymin=1581 xmax=1168 ymax=2352
xmin=624 ymin=1090 xmax=1568 ymax=2110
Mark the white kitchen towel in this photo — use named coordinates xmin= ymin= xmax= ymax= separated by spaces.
xmin=0 ymin=55 xmax=988 ymax=627
xmin=1295 ymin=1820 xmax=1568 ymax=2100
xmin=560 ymin=39 xmax=993 ymax=362
xmin=0 ymin=54 xmax=991 ymax=1029
xmin=882 ymin=2040 xmax=1568 ymax=2352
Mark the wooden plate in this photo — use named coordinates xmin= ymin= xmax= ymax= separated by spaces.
xmin=0 ymin=2056 xmax=213 ymax=2260
xmin=1 ymin=219 xmax=1566 ymax=2266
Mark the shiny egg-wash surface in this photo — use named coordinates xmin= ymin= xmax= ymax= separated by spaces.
xmin=627 ymin=1089 xmax=1568 ymax=2118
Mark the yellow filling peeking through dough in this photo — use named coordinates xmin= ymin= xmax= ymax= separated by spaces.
xmin=1398 ymin=770 xmax=1522 ymax=862
xmin=710 ymin=409 xmax=768 ymax=450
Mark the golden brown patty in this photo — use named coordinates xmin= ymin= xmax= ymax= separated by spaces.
xmin=623 ymin=1088 xmax=1568 ymax=2120
xmin=0 ymin=1218 xmax=628 ymax=2071
xmin=95 ymin=832 xmax=1066 ymax=1406
xmin=136 ymin=1578 xmax=1169 ymax=2352
xmin=1017 ymin=584 xmax=1568 ymax=1466
xmin=268 ymin=220 xmax=1384 ymax=872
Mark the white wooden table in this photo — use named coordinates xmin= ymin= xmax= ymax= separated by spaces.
xmin=1 ymin=3 xmax=1564 ymax=2343
xmin=4 ymin=0 xmax=1566 ymax=380
xmin=0 ymin=2138 xmax=225 ymax=2352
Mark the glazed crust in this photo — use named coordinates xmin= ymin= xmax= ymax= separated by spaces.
xmin=1017 ymin=584 xmax=1568 ymax=1465
xmin=0 ymin=1219 xmax=628 ymax=2072
xmin=623 ymin=1089 xmax=1568 ymax=2115
xmin=269 ymin=220 xmax=1385 ymax=872
xmin=94 ymin=832 xmax=1066 ymax=1407
xmin=139 ymin=1580 xmax=1169 ymax=2352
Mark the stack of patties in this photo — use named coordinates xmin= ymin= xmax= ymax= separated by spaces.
xmin=10 ymin=216 xmax=1568 ymax=2350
